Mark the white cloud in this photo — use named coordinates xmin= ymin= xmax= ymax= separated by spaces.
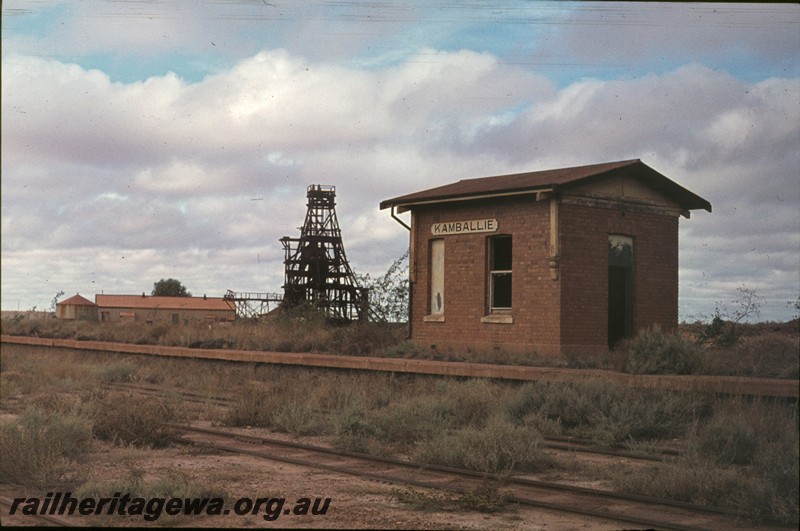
xmin=2 ymin=36 xmax=798 ymax=320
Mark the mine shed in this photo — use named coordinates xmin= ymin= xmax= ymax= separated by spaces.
xmin=94 ymin=294 xmax=236 ymax=325
xmin=55 ymin=293 xmax=97 ymax=321
xmin=380 ymin=159 xmax=711 ymax=355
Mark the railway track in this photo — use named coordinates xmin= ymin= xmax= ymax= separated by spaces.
xmin=175 ymin=423 xmax=777 ymax=531
xmin=543 ymin=434 xmax=681 ymax=461
xmin=109 ymin=382 xmax=681 ymax=462
xmin=105 ymin=382 xmax=233 ymax=407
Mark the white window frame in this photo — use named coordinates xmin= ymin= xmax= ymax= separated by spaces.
xmin=489 ymin=235 xmax=512 ymax=311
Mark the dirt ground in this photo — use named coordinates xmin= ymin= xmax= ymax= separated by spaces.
xmin=2 ymin=425 xmax=628 ymax=529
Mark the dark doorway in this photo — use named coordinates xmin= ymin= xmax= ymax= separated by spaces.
xmin=608 ymin=235 xmax=633 ymax=347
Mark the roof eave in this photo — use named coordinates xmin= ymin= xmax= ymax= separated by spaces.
xmin=381 ymin=186 xmax=555 ymax=212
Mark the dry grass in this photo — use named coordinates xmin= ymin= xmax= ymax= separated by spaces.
xmin=392 ymin=484 xmax=510 ymax=513
xmin=413 ymin=414 xmax=549 ymax=474
xmin=76 ymin=464 xmax=229 ymax=526
xmin=0 ymin=407 xmax=93 ymax=487
xmin=4 ymin=314 xmax=797 ymax=379
xmin=1 ymin=332 xmax=797 ymax=522
xmin=79 ymin=390 xmax=184 ymax=448
xmin=610 ymin=398 xmax=798 ymax=523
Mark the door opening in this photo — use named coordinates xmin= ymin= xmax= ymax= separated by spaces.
xmin=608 ymin=235 xmax=633 ymax=347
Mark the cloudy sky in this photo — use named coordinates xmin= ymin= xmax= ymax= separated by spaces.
xmin=2 ymin=1 xmax=798 ymax=322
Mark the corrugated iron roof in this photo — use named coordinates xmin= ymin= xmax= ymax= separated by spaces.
xmin=59 ymin=293 xmax=96 ymax=306
xmin=380 ymin=159 xmax=711 ymax=212
xmin=95 ymin=294 xmax=235 ymax=312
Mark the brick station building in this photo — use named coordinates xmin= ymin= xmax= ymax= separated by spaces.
xmin=380 ymin=159 xmax=711 ymax=355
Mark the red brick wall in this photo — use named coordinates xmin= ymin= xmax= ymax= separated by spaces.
xmin=408 ymin=198 xmax=679 ymax=355
xmin=559 ymin=203 xmax=679 ymax=352
xmin=410 ymin=197 xmax=560 ymax=354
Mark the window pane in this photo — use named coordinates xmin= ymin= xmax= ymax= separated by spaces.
xmin=608 ymin=235 xmax=633 ymax=267
xmin=491 ymin=236 xmax=512 ymax=270
xmin=430 ymin=239 xmax=444 ymax=314
xmin=492 ymin=272 xmax=512 ymax=308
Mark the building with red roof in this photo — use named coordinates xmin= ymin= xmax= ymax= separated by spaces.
xmin=381 ymin=159 xmax=711 ymax=355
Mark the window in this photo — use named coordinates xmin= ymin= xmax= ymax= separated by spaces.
xmin=608 ymin=235 xmax=634 ymax=346
xmin=489 ymin=236 xmax=512 ymax=310
xmin=429 ymin=239 xmax=445 ymax=315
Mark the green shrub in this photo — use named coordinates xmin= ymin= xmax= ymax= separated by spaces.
xmin=383 ymin=341 xmax=425 ymax=358
xmin=97 ymin=362 xmax=138 ymax=383
xmin=271 ymin=402 xmax=324 ymax=436
xmin=78 ymin=467 xmax=228 ymax=500
xmin=627 ymin=326 xmax=700 ymax=375
xmin=742 ymin=334 xmax=799 ymax=379
xmin=697 ymin=332 xmax=799 ymax=379
xmin=371 ymin=396 xmax=454 ymax=444
xmin=414 ymin=415 xmax=547 ymax=475
xmin=751 ymin=432 xmax=799 ymax=522
xmin=611 ymin=457 xmax=750 ymax=507
xmin=440 ymin=379 xmax=497 ymax=428
xmin=223 ymin=384 xmax=275 ymax=427
xmin=80 ymin=391 xmax=181 ymax=447
xmin=392 ymin=484 xmax=509 ymax=513
xmin=614 ymin=398 xmax=799 ymax=523
xmin=0 ymin=408 xmax=93 ymax=486
xmin=332 ymin=323 xmax=406 ymax=356
xmin=77 ymin=467 xmax=229 ymax=526
xmin=694 ymin=411 xmax=759 ymax=465
xmin=504 ymin=380 xmax=706 ymax=443
xmin=588 ymin=390 xmax=705 ymax=443
xmin=331 ymin=402 xmax=377 ymax=453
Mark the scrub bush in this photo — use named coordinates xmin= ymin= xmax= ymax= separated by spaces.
xmin=223 ymin=384 xmax=275 ymax=427
xmin=76 ymin=466 xmax=229 ymax=526
xmin=392 ymin=484 xmax=509 ymax=513
xmin=371 ymin=396 xmax=454 ymax=443
xmin=626 ymin=325 xmax=700 ymax=375
xmin=694 ymin=411 xmax=759 ymax=465
xmin=612 ymin=398 xmax=799 ymax=523
xmin=413 ymin=414 xmax=548 ymax=475
xmin=96 ymin=362 xmax=138 ymax=383
xmin=80 ymin=391 xmax=181 ymax=448
xmin=504 ymin=380 xmax=706 ymax=443
xmin=271 ymin=402 xmax=324 ymax=436
xmin=0 ymin=407 xmax=92 ymax=486
xmin=78 ymin=467 xmax=227 ymax=501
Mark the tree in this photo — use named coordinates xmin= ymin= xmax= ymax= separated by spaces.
xmin=704 ymin=285 xmax=765 ymax=345
xmin=50 ymin=290 xmax=65 ymax=312
xmin=151 ymin=278 xmax=191 ymax=297
xmin=358 ymin=249 xmax=409 ymax=323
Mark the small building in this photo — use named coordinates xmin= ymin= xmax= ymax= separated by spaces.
xmin=95 ymin=294 xmax=236 ymax=324
xmin=55 ymin=293 xmax=98 ymax=321
xmin=380 ymin=159 xmax=711 ymax=355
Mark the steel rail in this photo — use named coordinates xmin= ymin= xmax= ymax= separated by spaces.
xmin=172 ymin=424 xmax=731 ymax=517
xmin=545 ymin=433 xmax=682 ymax=456
xmin=116 ymin=382 xmax=680 ymax=462
xmin=541 ymin=439 xmax=673 ymax=461
xmin=105 ymin=382 xmax=233 ymax=407
xmin=175 ymin=424 xmax=777 ymax=531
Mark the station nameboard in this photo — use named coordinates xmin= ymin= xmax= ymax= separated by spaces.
xmin=431 ymin=218 xmax=498 ymax=236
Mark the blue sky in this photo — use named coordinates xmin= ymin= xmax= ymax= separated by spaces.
xmin=2 ymin=1 xmax=799 ymax=321
xmin=7 ymin=2 xmax=797 ymax=85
